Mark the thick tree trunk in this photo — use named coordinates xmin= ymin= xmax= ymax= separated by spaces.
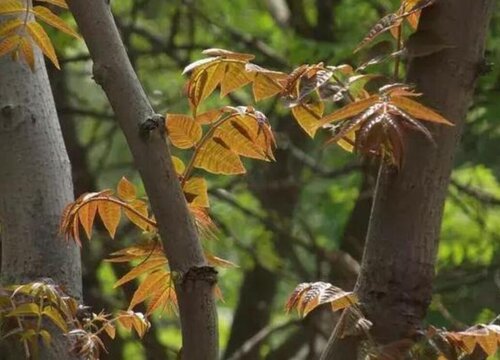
xmin=321 ymin=1 xmax=494 ymax=358
xmin=66 ymin=1 xmax=218 ymax=359
xmin=0 ymin=23 xmax=82 ymax=360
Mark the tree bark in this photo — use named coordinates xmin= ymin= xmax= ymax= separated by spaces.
xmin=66 ymin=1 xmax=218 ymax=359
xmin=0 ymin=15 xmax=82 ymax=360
xmin=321 ymin=1 xmax=494 ymax=358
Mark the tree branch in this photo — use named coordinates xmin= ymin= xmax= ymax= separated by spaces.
xmin=66 ymin=1 xmax=218 ymax=358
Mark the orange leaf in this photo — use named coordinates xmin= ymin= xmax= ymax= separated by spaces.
xmin=246 ymin=63 xmax=286 ymax=101
xmin=0 ymin=0 xmax=25 ymax=14
xmin=0 ymin=34 xmax=21 ymax=58
xmin=36 ymin=0 xmax=68 ymax=9
xmin=117 ymin=177 xmax=136 ymax=202
xmin=187 ymin=60 xmax=225 ymax=112
xmin=391 ymin=96 xmax=453 ymax=125
xmin=97 ymin=201 xmax=121 ymax=239
xmin=146 ymin=284 xmax=177 ymax=315
xmin=166 ymin=114 xmax=203 ymax=149
xmin=128 ymin=271 xmax=169 ymax=310
xmin=202 ymin=48 xmax=255 ymax=61
xmin=0 ymin=18 xmax=23 ymax=37
xmin=220 ymin=62 xmax=252 ymax=96
xmin=78 ymin=201 xmax=97 ymax=240
xmin=195 ymin=109 xmax=222 ymax=124
xmin=194 ymin=137 xmax=245 ymax=175
xmin=216 ymin=114 xmax=275 ymax=161
xmin=19 ymin=36 xmax=35 ymax=71
xmin=291 ymin=101 xmax=325 ymax=138
xmin=124 ymin=199 xmax=151 ymax=231
xmin=114 ymin=258 xmax=167 ymax=288
xmin=318 ymin=95 xmax=379 ymax=127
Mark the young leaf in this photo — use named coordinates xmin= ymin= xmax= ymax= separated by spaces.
xmin=291 ymin=100 xmax=325 ymax=137
xmin=0 ymin=0 xmax=25 ymax=14
xmin=194 ymin=137 xmax=246 ymax=175
xmin=124 ymin=199 xmax=150 ymax=231
xmin=42 ymin=306 xmax=68 ymax=332
xmin=245 ymin=63 xmax=286 ymax=101
xmin=78 ymin=201 xmax=97 ymax=240
xmin=355 ymin=13 xmax=402 ymax=53
xmin=318 ymin=95 xmax=379 ymax=127
xmin=171 ymin=156 xmax=186 ymax=175
xmin=220 ymin=62 xmax=252 ymax=96
xmin=36 ymin=0 xmax=69 ymax=9
xmin=33 ymin=6 xmax=81 ymax=40
xmin=19 ymin=37 xmax=35 ymax=71
xmin=117 ymin=177 xmax=137 ymax=202
xmin=183 ymin=177 xmax=209 ymax=207
xmin=166 ymin=114 xmax=203 ymax=149
xmin=97 ymin=201 xmax=121 ymax=239
xmin=0 ymin=18 xmax=23 ymax=37
xmin=128 ymin=271 xmax=169 ymax=310
xmin=113 ymin=258 xmax=167 ymax=288
xmin=391 ymin=96 xmax=453 ymax=125
xmin=26 ymin=21 xmax=60 ymax=69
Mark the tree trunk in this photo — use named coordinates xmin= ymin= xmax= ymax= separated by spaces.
xmin=322 ymin=0 xmax=494 ymax=358
xmin=66 ymin=1 xmax=218 ymax=359
xmin=0 ymin=20 xmax=82 ymax=360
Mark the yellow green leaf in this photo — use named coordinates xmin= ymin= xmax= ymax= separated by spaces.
xmin=97 ymin=201 xmax=121 ymax=239
xmin=171 ymin=156 xmax=185 ymax=175
xmin=42 ymin=306 xmax=68 ymax=332
xmin=7 ymin=303 xmax=41 ymax=317
xmin=39 ymin=329 xmax=52 ymax=346
xmin=0 ymin=34 xmax=21 ymax=58
xmin=33 ymin=6 xmax=81 ymax=39
xmin=26 ymin=21 xmax=60 ymax=69
xmin=166 ymin=114 xmax=203 ymax=149
xmin=19 ymin=37 xmax=35 ymax=71
xmin=117 ymin=177 xmax=136 ymax=202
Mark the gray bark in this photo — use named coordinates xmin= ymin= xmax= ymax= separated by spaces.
xmin=66 ymin=1 xmax=218 ymax=359
xmin=0 ymin=14 xmax=82 ymax=360
xmin=321 ymin=0 xmax=495 ymax=358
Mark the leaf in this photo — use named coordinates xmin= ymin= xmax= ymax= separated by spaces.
xmin=355 ymin=13 xmax=402 ymax=53
xmin=220 ymin=62 xmax=252 ymax=96
xmin=183 ymin=177 xmax=209 ymax=207
xmin=19 ymin=36 xmax=35 ymax=71
xmin=216 ymin=112 xmax=275 ymax=161
xmin=186 ymin=59 xmax=225 ymax=112
xmin=42 ymin=306 xmax=68 ymax=332
xmin=103 ymin=323 xmax=116 ymax=339
xmin=0 ymin=18 xmax=23 ymax=37
xmin=195 ymin=109 xmax=222 ymax=124
xmin=26 ymin=21 xmax=60 ymax=69
xmin=171 ymin=156 xmax=186 ymax=175
xmin=36 ymin=0 xmax=68 ymax=9
xmin=78 ymin=201 xmax=97 ymax=240
xmin=0 ymin=34 xmax=21 ymax=58
xmin=285 ymin=282 xmax=358 ymax=318
xmin=33 ymin=6 xmax=81 ymax=39
xmin=128 ymin=271 xmax=169 ymax=310
xmin=391 ymin=96 xmax=453 ymax=125
xmin=318 ymin=95 xmax=379 ymax=127
xmin=97 ymin=201 xmax=121 ymax=239
xmin=0 ymin=0 xmax=25 ymax=14
xmin=117 ymin=177 xmax=136 ymax=202
xmin=39 ymin=329 xmax=52 ymax=347
xmin=6 ymin=303 xmax=41 ymax=317
xmin=206 ymin=254 xmax=237 ymax=268
xmin=114 ymin=258 xmax=167 ymax=288
xmin=291 ymin=100 xmax=325 ymax=138
xmin=194 ymin=137 xmax=245 ymax=175
xmin=117 ymin=311 xmax=150 ymax=338
xmin=246 ymin=63 xmax=286 ymax=101
xmin=146 ymin=284 xmax=177 ymax=315
xmin=202 ymin=48 xmax=255 ymax=61
xmin=124 ymin=199 xmax=150 ymax=231
xmin=166 ymin=114 xmax=203 ymax=149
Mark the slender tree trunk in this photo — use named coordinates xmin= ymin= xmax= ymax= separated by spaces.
xmin=0 ymin=19 xmax=82 ymax=360
xmin=321 ymin=1 xmax=494 ymax=358
xmin=66 ymin=1 xmax=218 ymax=358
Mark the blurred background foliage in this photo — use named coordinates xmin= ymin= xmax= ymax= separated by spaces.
xmin=48 ymin=0 xmax=500 ymax=358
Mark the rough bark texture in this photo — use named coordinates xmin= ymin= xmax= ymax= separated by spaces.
xmin=0 ymin=24 xmax=81 ymax=360
xmin=66 ymin=1 xmax=218 ymax=359
xmin=322 ymin=1 xmax=494 ymax=358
